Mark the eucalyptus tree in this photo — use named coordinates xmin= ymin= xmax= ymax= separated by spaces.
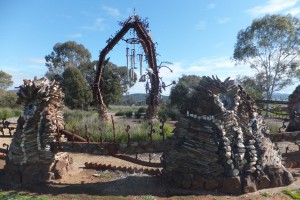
xmin=233 ymin=14 xmax=300 ymax=116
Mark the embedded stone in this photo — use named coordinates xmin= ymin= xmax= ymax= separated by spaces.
xmin=221 ymin=176 xmax=241 ymax=194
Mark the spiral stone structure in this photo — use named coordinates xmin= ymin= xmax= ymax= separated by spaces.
xmin=5 ymin=77 xmax=72 ymax=184
xmin=162 ymin=76 xmax=293 ymax=194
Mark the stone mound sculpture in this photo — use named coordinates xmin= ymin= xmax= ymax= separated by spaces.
xmin=286 ymin=85 xmax=300 ymax=131
xmin=162 ymin=76 xmax=293 ymax=194
xmin=5 ymin=77 xmax=72 ymax=184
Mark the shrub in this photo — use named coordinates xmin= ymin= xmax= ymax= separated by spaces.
xmin=115 ymin=110 xmax=125 ymax=116
xmin=135 ymin=112 xmax=142 ymax=119
xmin=0 ymin=107 xmax=22 ymax=119
xmin=137 ymin=107 xmax=147 ymax=113
xmin=125 ymin=111 xmax=133 ymax=118
xmin=158 ymin=102 xmax=181 ymax=121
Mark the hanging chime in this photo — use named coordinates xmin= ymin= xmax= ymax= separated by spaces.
xmin=131 ymin=48 xmax=135 ymax=79
xmin=138 ymin=54 xmax=143 ymax=76
xmin=126 ymin=47 xmax=129 ymax=81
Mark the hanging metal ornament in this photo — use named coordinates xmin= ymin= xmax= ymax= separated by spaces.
xmin=138 ymin=54 xmax=143 ymax=76
xmin=126 ymin=47 xmax=129 ymax=81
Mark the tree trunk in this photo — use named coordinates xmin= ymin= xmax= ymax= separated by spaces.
xmin=98 ymin=100 xmax=109 ymax=121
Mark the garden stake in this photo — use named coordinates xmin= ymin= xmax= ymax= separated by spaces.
xmin=125 ymin=125 xmax=131 ymax=146
xmin=159 ymin=118 xmax=166 ymax=141
xmin=85 ymin=124 xmax=90 ymax=143
xmin=98 ymin=127 xmax=103 ymax=144
xmin=148 ymin=121 xmax=155 ymax=143
xmin=149 ymin=153 xmax=152 ymax=163
xmin=111 ymin=115 xmax=116 ymax=143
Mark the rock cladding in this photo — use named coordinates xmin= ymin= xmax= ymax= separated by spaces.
xmin=162 ymin=76 xmax=293 ymax=194
xmin=286 ymin=85 xmax=300 ymax=131
xmin=5 ymin=77 xmax=71 ymax=184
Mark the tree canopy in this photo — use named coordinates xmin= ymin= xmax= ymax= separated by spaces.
xmin=169 ymin=75 xmax=202 ymax=111
xmin=0 ymin=70 xmax=13 ymax=90
xmin=45 ymin=41 xmax=92 ymax=76
xmin=45 ymin=41 xmax=137 ymax=109
xmin=233 ymin=14 xmax=300 ymax=101
xmin=62 ymin=67 xmax=92 ymax=109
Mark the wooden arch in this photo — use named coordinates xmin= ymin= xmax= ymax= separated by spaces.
xmin=93 ymin=15 xmax=160 ymax=121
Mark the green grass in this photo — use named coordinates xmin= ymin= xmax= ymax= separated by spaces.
xmin=64 ymin=108 xmax=174 ymax=143
xmin=283 ymin=189 xmax=300 ymax=199
xmin=0 ymin=107 xmax=22 ymax=119
xmin=0 ymin=191 xmax=54 ymax=200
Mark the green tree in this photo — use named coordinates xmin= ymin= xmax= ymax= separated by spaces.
xmin=0 ymin=90 xmax=18 ymax=108
xmin=0 ymin=70 xmax=13 ymax=90
xmin=169 ymin=75 xmax=202 ymax=111
xmin=62 ymin=67 xmax=92 ymax=109
xmin=100 ymin=64 xmax=123 ymax=106
xmin=236 ymin=73 xmax=265 ymax=100
xmin=45 ymin=41 xmax=92 ymax=77
xmin=233 ymin=14 xmax=300 ymax=116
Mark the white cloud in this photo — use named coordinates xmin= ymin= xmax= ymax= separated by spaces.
xmin=102 ymin=6 xmax=121 ymax=18
xmin=218 ymin=17 xmax=231 ymax=24
xmin=26 ymin=57 xmax=45 ymax=64
xmin=194 ymin=20 xmax=206 ymax=30
xmin=286 ymin=7 xmax=300 ymax=15
xmin=66 ymin=33 xmax=83 ymax=38
xmin=81 ymin=18 xmax=106 ymax=31
xmin=247 ymin=0 xmax=298 ymax=16
xmin=207 ymin=3 xmax=216 ymax=9
xmin=129 ymin=57 xmax=253 ymax=95
xmin=0 ymin=66 xmax=46 ymax=90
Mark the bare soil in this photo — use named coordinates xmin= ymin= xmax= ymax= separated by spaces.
xmin=0 ymin=117 xmax=300 ymax=199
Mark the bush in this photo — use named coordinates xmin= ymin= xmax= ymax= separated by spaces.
xmin=137 ymin=107 xmax=147 ymax=113
xmin=158 ymin=102 xmax=181 ymax=121
xmin=135 ymin=112 xmax=142 ymax=119
xmin=125 ymin=111 xmax=133 ymax=118
xmin=0 ymin=107 xmax=22 ymax=119
xmin=115 ymin=110 xmax=125 ymax=116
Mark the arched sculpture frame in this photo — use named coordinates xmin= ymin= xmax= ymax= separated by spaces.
xmin=93 ymin=15 xmax=160 ymax=121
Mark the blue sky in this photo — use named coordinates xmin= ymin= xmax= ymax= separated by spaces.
xmin=1 ymin=0 xmax=300 ymax=95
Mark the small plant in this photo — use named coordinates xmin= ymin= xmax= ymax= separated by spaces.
xmin=0 ymin=191 xmax=52 ymax=200
xmin=140 ymin=195 xmax=156 ymax=200
xmin=283 ymin=189 xmax=300 ymax=199
xmin=260 ymin=191 xmax=271 ymax=197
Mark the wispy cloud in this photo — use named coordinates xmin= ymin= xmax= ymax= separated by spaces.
xmin=129 ymin=57 xmax=253 ymax=95
xmin=102 ymin=6 xmax=121 ymax=18
xmin=247 ymin=0 xmax=298 ymax=16
xmin=25 ymin=57 xmax=45 ymax=64
xmin=207 ymin=3 xmax=216 ymax=9
xmin=81 ymin=18 xmax=106 ymax=31
xmin=286 ymin=7 xmax=300 ymax=15
xmin=66 ymin=33 xmax=83 ymax=38
xmin=0 ymin=65 xmax=46 ymax=89
xmin=194 ymin=20 xmax=206 ymax=30
xmin=217 ymin=17 xmax=231 ymax=24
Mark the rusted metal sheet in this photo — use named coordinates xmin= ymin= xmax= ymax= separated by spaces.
xmin=59 ymin=129 xmax=87 ymax=142
xmin=111 ymin=154 xmax=163 ymax=168
xmin=50 ymin=140 xmax=178 ymax=155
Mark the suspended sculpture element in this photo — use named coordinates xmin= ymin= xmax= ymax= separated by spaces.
xmin=93 ymin=14 xmax=170 ymax=120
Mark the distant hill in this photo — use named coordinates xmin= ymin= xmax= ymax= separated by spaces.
xmin=121 ymin=93 xmax=169 ymax=105
xmin=272 ymin=93 xmax=289 ymax=100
